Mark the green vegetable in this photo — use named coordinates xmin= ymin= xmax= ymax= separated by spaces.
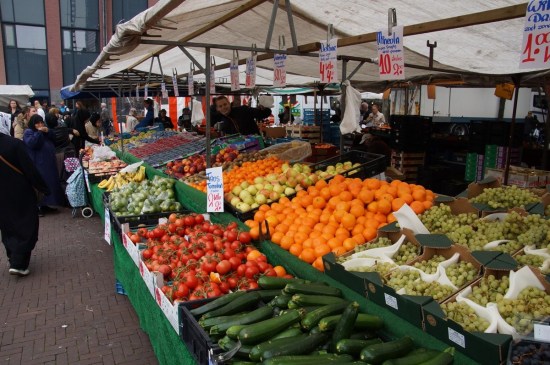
xmin=248 ymin=334 xmax=308 ymax=361
xmin=261 ymin=332 xmax=328 ymax=360
xmin=319 ymin=313 xmax=384 ymax=332
xmin=360 ymin=336 xmax=414 ymax=364
xmin=291 ymin=294 xmax=348 ymax=307
xmin=201 ymin=291 xmax=261 ymax=319
xmin=189 ymin=291 xmax=246 ymax=317
xmin=269 ymin=294 xmax=292 ymax=309
xmin=330 ymin=302 xmax=359 ymax=352
xmin=284 ymin=283 xmax=342 ymax=297
xmin=199 ymin=311 xmax=249 ymax=330
xmin=238 ymin=309 xmax=304 ymax=345
xmin=381 ymin=349 xmax=440 ymax=365
xmin=227 ymin=325 xmax=248 ymax=340
xmin=209 ymin=306 xmax=273 ymax=335
xmin=335 ymin=338 xmax=383 ymax=356
xmin=256 ymin=289 xmax=283 ymax=302
xmin=261 ymin=354 xmax=354 ymax=365
xmin=416 ymin=347 xmax=455 ymax=365
xmin=257 ymin=276 xmax=306 ymax=289
xmin=301 ymin=302 xmax=350 ymax=331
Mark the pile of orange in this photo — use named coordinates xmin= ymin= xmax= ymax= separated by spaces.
xmin=190 ymin=156 xmax=285 ymax=193
xmin=244 ymin=176 xmax=434 ymax=271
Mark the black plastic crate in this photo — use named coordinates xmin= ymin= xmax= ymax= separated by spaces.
xmin=311 ymin=150 xmax=386 ymax=180
xmin=179 ymin=298 xmax=224 ymax=365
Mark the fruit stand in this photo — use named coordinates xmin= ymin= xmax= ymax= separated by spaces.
xmin=80 ymin=131 xmax=550 ymax=365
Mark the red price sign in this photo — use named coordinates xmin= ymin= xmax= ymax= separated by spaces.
xmin=319 ymin=39 xmax=338 ymax=83
xmin=520 ymin=2 xmax=550 ymax=69
xmin=521 ymin=32 xmax=550 ymax=65
xmin=376 ymin=26 xmax=405 ymax=80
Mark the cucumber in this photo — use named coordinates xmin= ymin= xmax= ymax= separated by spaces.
xmin=227 ymin=325 xmax=248 ymax=340
xmin=287 ymin=300 xmax=299 ymax=309
xmin=228 ymin=362 xmax=257 ymax=365
xmin=330 ymin=302 xmax=359 ymax=352
xmin=381 ymin=349 xmax=440 ymax=365
xmin=269 ymin=294 xmax=292 ymax=308
xmin=319 ymin=313 xmax=384 ymax=332
xmin=291 ymin=294 xmax=348 ymax=307
xmin=271 ymin=327 xmax=303 ymax=339
xmin=257 ymin=289 xmax=283 ymax=302
xmin=238 ymin=309 xmax=304 ymax=345
xmin=301 ymin=301 xmax=350 ymax=330
xmin=360 ymin=336 xmax=414 ymax=364
xmin=217 ymin=335 xmax=253 ymax=358
xmin=261 ymin=332 xmax=328 ymax=360
xmin=201 ymin=291 xmax=262 ymax=319
xmin=308 ymin=325 xmax=324 ymax=335
xmin=199 ymin=311 xmax=249 ymax=330
xmin=262 ymin=354 xmax=354 ymax=365
xmin=335 ymin=338 xmax=383 ymax=356
xmin=210 ymin=306 xmax=274 ymax=335
xmin=189 ymin=291 xmax=247 ymax=317
xmin=257 ymin=276 xmax=306 ymax=289
xmin=248 ymin=334 xmax=308 ymax=361
xmin=349 ymin=331 xmax=379 ymax=340
xmin=416 ymin=347 xmax=454 ymax=365
xmin=284 ymin=283 xmax=342 ymax=297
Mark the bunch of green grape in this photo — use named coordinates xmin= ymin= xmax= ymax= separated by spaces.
xmin=346 ymin=261 xmax=397 ymax=277
xmin=385 ymin=269 xmax=421 ymax=290
xmin=392 ymin=242 xmax=421 ymax=265
xmin=440 ymin=301 xmax=490 ymax=332
xmin=402 ymin=280 xmax=455 ymax=301
xmin=470 ymin=185 xmax=539 ymax=209
xmin=445 ymin=261 xmax=479 ymax=287
xmin=412 ymin=255 xmax=446 ymax=274
xmin=496 ymin=286 xmax=550 ymax=335
xmin=354 ymin=236 xmax=393 ymax=251
xmin=515 ymin=254 xmax=547 ymax=270
xmin=467 ymin=275 xmax=510 ymax=306
xmin=545 ymin=204 xmax=550 ymax=216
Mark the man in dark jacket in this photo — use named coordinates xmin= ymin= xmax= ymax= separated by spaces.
xmin=212 ymin=96 xmax=271 ymax=135
xmin=0 ymin=133 xmax=50 ymax=276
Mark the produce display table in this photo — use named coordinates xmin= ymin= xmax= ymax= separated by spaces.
xmin=87 ymin=144 xmax=485 ymax=365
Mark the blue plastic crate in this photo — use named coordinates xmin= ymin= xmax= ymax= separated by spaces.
xmin=115 ymin=279 xmax=127 ymax=295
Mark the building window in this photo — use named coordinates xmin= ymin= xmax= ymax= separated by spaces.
xmin=62 ymin=29 xmax=98 ymax=52
xmin=112 ymin=0 xmax=147 ymax=31
xmin=0 ymin=0 xmax=45 ymax=25
xmin=60 ymin=0 xmax=99 ymax=29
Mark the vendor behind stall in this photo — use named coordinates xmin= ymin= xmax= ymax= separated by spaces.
xmin=213 ymin=96 xmax=271 ymax=135
xmin=362 ymin=103 xmax=388 ymax=129
xmin=134 ymin=98 xmax=154 ymax=131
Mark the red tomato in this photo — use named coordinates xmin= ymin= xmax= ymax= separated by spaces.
xmin=248 ymin=281 xmax=259 ymax=290
xmin=218 ymin=281 xmax=230 ymax=294
xmin=228 ymin=256 xmax=241 ymax=270
xmin=236 ymin=264 xmax=247 ymax=277
xmin=257 ymin=261 xmax=269 ymax=273
xmin=168 ymin=213 xmax=178 ymax=223
xmin=184 ymin=274 xmax=198 ymax=289
xmin=264 ymin=268 xmax=277 ymax=277
xmin=238 ymin=232 xmax=252 ymax=244
xmin=216 ymin=260 xmax=231 ymax=275
xmin=157 ymin=264 xmax=172 ymax=278
xmin=225 ymin=230 xmax=238 ymax=242
xmin=223 ymin=248 xmax=236 ymax=260
xmin=142 ymin=248 xmax=153 ymax=260
xmin=227 ymin=222 xmax=238 ymax=230
xmin=173 ymin=283 xmax=189 ymax=300
xmin=168 ymin=223 xmax=177 ymax=233
xmin=245 ymin=266 xmax=260 ymax=279
xmin=194 ymin=214 xmax=205 ymax=225
xmin=130 ymin=234 xmax=140 ymax=244
xmin=227 ymin=277 xmax=238 ymax=289
xmin=137 ymin=228 xmax=148 ymax=237
xmin=184 ymin=216 xmax=195 ymax=226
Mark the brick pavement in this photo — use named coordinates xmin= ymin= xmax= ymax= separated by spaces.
xmin=0 ymin=208 xmax=158 ymax=365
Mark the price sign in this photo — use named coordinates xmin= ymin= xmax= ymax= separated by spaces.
xmin=230 ymin=60 xmax=240 ymax=91
xmin=273 ymin=53 xmax=287 ymax=87
xmin=104 ymin=208 xmax=111 ymax=244
xmin=245 ymin=55 xmax=257 ymax=88
xmin=136 ymin=84 xmax=139 ymax=98
xmin=376 ymin=26 xmax=405 ymax=80
xmin=172 ymin=74 xmax=179 ymax=97
xmin=209 ymin=62 xmax=216 ymax=94
xmin=161 ymin=82 xmax=168 ymax=99
xmin=206 ymin=167 xmax=224 ymax=213
xmin=144 ymin=84 xmax=149 ymax=99
xmin=188 ymin=73 xmax=194 ymax=95
xmin=319 ymin=38 xmax=338 ymax=83
xmin=520 ymin=1 xmax=550 ymax=69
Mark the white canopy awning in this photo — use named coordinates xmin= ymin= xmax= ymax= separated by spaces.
xmin=72 ymin=0 xmax=548 ymax=94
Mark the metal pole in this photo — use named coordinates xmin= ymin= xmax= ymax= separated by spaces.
xmin=504 ymin=76 xmax=521 ymax=185
xmin=205 ymin=47 xmax=212 ymax=168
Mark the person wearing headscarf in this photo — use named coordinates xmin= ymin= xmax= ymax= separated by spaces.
xmin=0 ymin=131 xmax=49 ymax=276
xmin=23 ymin=115 xmax=65 ymax=214
xmin=85 ymin=112 xmax=102 ymax=145
xmin=67 ymin=105 xmax=99 ymax=151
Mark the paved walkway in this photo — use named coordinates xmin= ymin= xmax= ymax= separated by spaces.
xmin=0 ymin=208 xmax=158 ymax=365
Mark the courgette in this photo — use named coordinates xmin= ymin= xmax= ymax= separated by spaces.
xmin=199 ymin=311 xmax=249 ymax=330
xmin=248 ymin=334 xmax=308 ymax=361
xmin=201 ymin=291 xmax=262 ymax=319
xmin=269 ymin=294 xmax=292 ymax=308
xmin=262 ymin=354 xmax=354 ymax=365
xmin=416 ymin=347 xmax=454 ymax=365
xmin=257 ymin=289 xmax=283 ymax=302
xmin=257 ymin=276 xmax=306 ymax=289
xmin=210 ymin=306 xmax=274 ymax=335
xmin=330 ymin=302 xmax=359 ymax=352
xmin=291 ymin=294 xmax=348 ymax=307
xmin=349 ymin=331 xmax=379 ymax=340
xmin=381 ymin=349 xmax=440 ymax=365
xmin=227 ymin=325 xmax=248 ymax=340
xmin=301 ymin=301 xmax=350 ymax=330
xmin=270 ymin=327 xmax=303 ymax=339
xmin=360 ymin=336 xmax=414 ymax=364
xmin=238 ymin=309 xmax=304 ymax=345
xmin=335 ymin=338 xmax=383 ymax=356
xmin=284 ymin=283 xmax=342 ymax=297
xmin=217 ymin=336 xmax=253 ymax=358
xmin=318 ymin=313 xmax=384 ymax=332
xmin=189 ymin=290 xmax=247 ymax=317
xmin=261 ymin=332 xmax=328 ymax=360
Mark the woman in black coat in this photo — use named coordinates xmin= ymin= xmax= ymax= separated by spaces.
xmin=0 ymin=132 xmax=49 ymax=276
xmin=68 ymin=108 xmax=99 ymax=151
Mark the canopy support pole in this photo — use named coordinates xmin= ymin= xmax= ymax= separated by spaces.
xmin=504 ymin=75 xmax=521 ymax=185
xmin=284 ymin=0 xmax=298 ymax=50
xmin=264 ymin=0 xmax=279 ymax=49
xmin=347 ymin=61 xmax=366 ymax=81
xmin=146 ymin=57 xmax=155 ymax=85
xmin=178 ymin=46 xmax=206 ymax=74
xmin=205 ymin=47 xmax=212 ymax=169
xmin=340 ymin=60 xmax=347 ymax=152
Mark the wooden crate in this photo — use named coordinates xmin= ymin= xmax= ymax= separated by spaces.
xmin=391 ymin=150 xmax=425 ymax=182
xmin=286 ymin=125 xmax=321 ymax=143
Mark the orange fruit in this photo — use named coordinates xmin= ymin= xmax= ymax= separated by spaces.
xmin=329 ymin=184 xmax=343 ymax=197
xmin=341 ymin=213 xmax=356 ymax=230
xmin=320 ymin=187 xmax=332 ymax=200
xmin=302 ymin=238 xmax=313 ymax=249
xmin=391 ymin=198 xmax=406 ymax=211
xmin=280 ymin=235 xmax=295 ymax=250
xmin=300 ymin=248 xmax=316 ymax=264
xmin=374 ymin=213 xmax=387 ymax=224
xmin=275 ymin=223 xmax=289 ymax=234
xmin=271 ymin=231 xmax=284 ymax=245
xmin=367 ymin=201 xmax=378 ymax=213
xmin=254 ymin=210 xmax=265 ymax=223
xmin=327 ymin=237 xmax=342 ymax=249
xmin=352 ymin=224 xmax=365 ymax=237
xmin=314 ymin=243 xmax=331 ymax=258
xmin=335 ymin=201 xmax=351 ymax=213
xmin=343 ymin=238 xmax=357 ymax=251
xmin=332 ymin=246 xmax=347 ymax=256
xmin=250 ymin=226 xmax=260 ymax=240
xmin=289 ymin=243 xmax=303 ymax=256
xmin=273 ymin=266 xmax=287 ymax=277
xmin=259 ymin=204 xmax=270 ymax=212
xmin=423 ymin=200 xmax=433 ymax=210
xmin=293 ymin=231 xmax=309 ymax=245
xmin=352 ymin=233 xmax=365 ymax=245
xmin=350 ymin=204 xmax=365 ymax=218
xmin=400 ymin=193 xmax=414 ymax=205
xmin=377 ymin=199 xmax=392 ymax=215
xmin=412 ymin=189 xmax=426 ymax=202
xmin=339 ymin=191 xmax=353 ymax=202
xmin=410 ymin=201 xmax=426 ymax=214
xmin=312 ymin=196 xmax=326 ymax=209
xmin=362 ymin=226 xmax=377 ymax=241
xmin=315 ymin=179 xmax=328 ymax=189
xmin=387 ymin=213 xmax=397 ymax=223
xmin=335 ymin=227 xmax=350 ymax=241
xmin=247 ymin=249 xmax=262 ymax=261
xmin=365 ymin=178 xmax=381 ymax=190
xmin=358 ymin=189 xmax=374 ymax=204
xmin=312 ymin=257 xmax=325 ymax=272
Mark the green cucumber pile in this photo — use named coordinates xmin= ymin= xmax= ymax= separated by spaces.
xmin=188 ymin=276 xmax=455 ymax=364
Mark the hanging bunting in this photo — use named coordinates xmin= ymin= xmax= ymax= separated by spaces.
xmin=245 ymin=48 xmax=257 ymax=88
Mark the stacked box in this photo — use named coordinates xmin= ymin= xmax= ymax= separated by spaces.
xmin=302 ymin=108 xmax=330 ymax=125
xmin=496 ymin=146 xmax=521 ymax=169
xmin=465 ymin=153 xmax=478 ymax=182
xmin=484 ymin=145 xmax=497 ymax=170
xmin=476 ymin=154 xmax=485 ymax=181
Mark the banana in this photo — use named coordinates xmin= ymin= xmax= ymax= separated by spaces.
xmin=98 ymin=178 xmax=109 ymax=189
xmin=106 ymin=178 xmax=115 ymax=192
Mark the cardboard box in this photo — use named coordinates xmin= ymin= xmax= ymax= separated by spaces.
xmin=263 ymin=126 xmax=287 ymax=138
xmin=485 ymin=166 xmax=550 ymax=188
xmin=422 ymin=258 xmax=517 ymax=365
xmin=121 ymin=227 xmax=142 ymax=267
xmin=527 ymin=192 xmax=550 ymax=216
xmin=138 ymin=259 xmax=157 ymax=298
xmin=153 ymin=272 xmax=181 ymax=335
